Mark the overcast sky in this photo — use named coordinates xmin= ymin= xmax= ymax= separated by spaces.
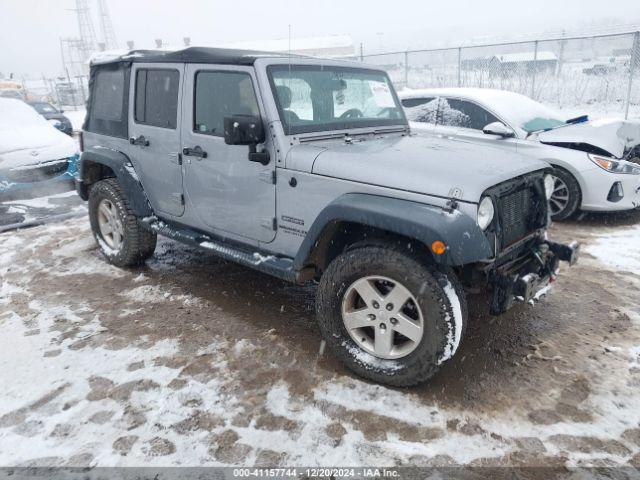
xmin=2 ymin=0 xmax=639 ymax=77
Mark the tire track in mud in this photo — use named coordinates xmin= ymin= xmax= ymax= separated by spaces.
xmin=0 ymin=215 xmax=639 ymax=469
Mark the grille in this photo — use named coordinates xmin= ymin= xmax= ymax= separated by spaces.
xmin=500 ymin=186 xmax=535 ymax=247
xmin=6 ymin=160 xmax=69 ymax=183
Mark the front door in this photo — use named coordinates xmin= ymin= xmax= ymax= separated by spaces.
xmin=437 ymin=97 xmax=517 ymax=150
xmin=181 ymin=64 xmax=276 ymax=243
xmin=128 ymin=63 xmax=185 ymax=217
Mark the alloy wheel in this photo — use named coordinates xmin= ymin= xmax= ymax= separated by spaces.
xmin=341 ymin=275 xmax=424 ymax=360
xmin=97 ymin=199 xmax=124 ymax=251
xmin=549 ymin=176 xmax=570 ymax=216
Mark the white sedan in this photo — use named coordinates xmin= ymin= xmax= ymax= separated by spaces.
xmin=399 ymin=88 xmax=640 ymax=220
xmin=0 ymin=98 xmax=78 ymax=199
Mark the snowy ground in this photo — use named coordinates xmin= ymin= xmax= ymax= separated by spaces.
xmin=0 ymin=200 xmax=639 ymax=469
xmin=0 ymin=190 xmax=85 ymax=228
xmin=62 ymin=108 xmax=86 ymax=133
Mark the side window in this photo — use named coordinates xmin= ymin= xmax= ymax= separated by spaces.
xmin=86 ymin=66 xmax=128 ymax=137
xmin=194 ymin=71 xmax=259 ymax=137
xmin=440 ymin=98 xmax=499 ymax=130
xmin=401 ymin=97 xmax=437 ymax=123
xmin=134 ymin=69 xmax=180 ymax=129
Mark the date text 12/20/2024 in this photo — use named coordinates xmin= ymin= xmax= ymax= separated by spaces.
xmin=233 ymin=468 xmax=400 ymax=477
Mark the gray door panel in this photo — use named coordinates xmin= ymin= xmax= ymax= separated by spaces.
xmin=181 ymin=64 xmax=276 ymax=243
xmin=128 ymin=63 xmax=185 ymax=217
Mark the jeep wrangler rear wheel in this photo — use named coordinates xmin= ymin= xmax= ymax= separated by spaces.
xmin=316 ymin=244 xmax=467 ymax=387
xmin=88 ymin=178 xmax=157 ymax=267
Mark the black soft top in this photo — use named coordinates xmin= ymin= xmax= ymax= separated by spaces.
xmin=94 ymin=46 xmax=300 ymax=66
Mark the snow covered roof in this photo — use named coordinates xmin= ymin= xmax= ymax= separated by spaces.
xmin=399 ymin=87 xmax=525 ymax=103
xmin=90 ymin=46 xmax=298 ymax=67
xmin=493 ymin=51 xmax=558 ymax=63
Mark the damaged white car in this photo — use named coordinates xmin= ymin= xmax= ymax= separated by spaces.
xmin=400 ymin=88 xmax=640 ymax=219
xmin=0 ymin=98 xmax=78 ymax=199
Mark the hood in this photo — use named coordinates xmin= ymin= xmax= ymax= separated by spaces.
xmin=0 ymin=125 xmax=77 ymax=170
xmin=308 ymin=134 xmax=549 ymax=203
xmin=535 ymin=118 xmax=640 ymax=160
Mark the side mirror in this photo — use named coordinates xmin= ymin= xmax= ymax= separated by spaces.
xmin=223 ymin=115 xmax=270 ymax=165
xmin=223 ymin=115 xmax=265 ymax=146
xmin=483 ymin=121 xmax=515 ymax=138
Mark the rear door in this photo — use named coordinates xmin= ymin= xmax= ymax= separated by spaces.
xmin=181 ymin=64 xmax=276 ymax=242
xmin=128 ymin=63 xmax=185 ymax=217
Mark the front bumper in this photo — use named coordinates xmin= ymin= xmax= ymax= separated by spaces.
xmin=0 ymin=154 xmax=79 ymax=199
xmin=489 ymin=239 xmax=580 ymax=315
xmin=580 ymin=167 xmax=640 ymax=212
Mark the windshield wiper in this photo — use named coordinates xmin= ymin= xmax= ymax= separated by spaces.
xmin=565 ymin=115 xmax=589 ymax=125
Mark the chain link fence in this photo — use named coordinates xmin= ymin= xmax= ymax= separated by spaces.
xmin=355 ymin=31 xmax=640 ymax=119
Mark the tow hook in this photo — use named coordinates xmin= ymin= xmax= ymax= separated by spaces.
xmin=546 ymin=240 xmax=581 ymax=266
xmin=533 ymin=243 xmax=550 ymax=267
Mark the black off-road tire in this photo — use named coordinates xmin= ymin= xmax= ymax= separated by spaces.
xmin=88 ymin=178 xmax=156 ymax=267
xmin=550 ymin=167 xmax=581 ymax=221
xmin=316 ymin=244 xmax=468 ymax=387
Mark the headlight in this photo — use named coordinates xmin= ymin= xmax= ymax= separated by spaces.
xmin=477 ymin=197 xmax=495 ymax=230
xmin=544 ymin=174 xmax=555 ymax=200
xmin=589 ymin=154 xmax=640 ymax=175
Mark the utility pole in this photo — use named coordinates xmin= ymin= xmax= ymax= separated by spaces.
xmin=625 ymin=31 xmax=640 ymax=120
xmin=531 ymin=40 xmax=539 ymax=99
xmin=74 ymin=0 xmax=97 ymax=62
xmin=97 ymin=0 xmax=118 ymax=50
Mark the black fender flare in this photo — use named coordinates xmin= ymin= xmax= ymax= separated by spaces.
xmin=293 ymin=193 xmax=492 ymax=269
xmin=77 ymin=146 xmax=153 ymax=217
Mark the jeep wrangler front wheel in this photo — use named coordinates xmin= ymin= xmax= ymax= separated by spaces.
xmin=88 ymin=178 xmax=157 ymax=267
xmin=316 ymin=244 xmax=467 ymax=387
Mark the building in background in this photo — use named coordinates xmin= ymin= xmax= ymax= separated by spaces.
xmin=222 ymin=34 xmax=355 ymax=58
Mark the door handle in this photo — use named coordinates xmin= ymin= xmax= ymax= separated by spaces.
xmin=182 ymin=146 xmax=208 ymax=159
xmin=129 ymin=135 xmax=150 ymax=147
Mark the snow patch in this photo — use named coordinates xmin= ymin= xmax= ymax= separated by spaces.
xmin=438 ymin=279 xmax=463 ymax=365
xmin=585 ymin=224 xmax=640 ymax=273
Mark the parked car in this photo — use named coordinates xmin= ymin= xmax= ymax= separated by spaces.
xmin=399 ymin=88 xmax=640 ymax=220
xmin=27 ymin=101 xmax=74 ymax=136
xmin=0 ymin=98 xmax=78 ymax=199
xmin=76 ymin=47 xmax=578 ymax=386
xmin=0 ymin=88 xmax=25 ymax=100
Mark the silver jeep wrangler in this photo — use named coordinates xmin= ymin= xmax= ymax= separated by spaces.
xmin=76 ymin=47 xmax=579 ymax=386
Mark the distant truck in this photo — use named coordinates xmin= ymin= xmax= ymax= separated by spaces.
xmin=0 ymin=81 xmax=25 ymax=101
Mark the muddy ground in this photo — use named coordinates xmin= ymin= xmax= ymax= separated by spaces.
xmin=0 ymin=204 xmax=639 ymax=472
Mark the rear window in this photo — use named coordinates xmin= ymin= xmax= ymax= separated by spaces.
xmin=85 ymin=65 xmax=129 ymax=138
xmin=92 ymin=70 xmax=125 ymax=121
xmin=134 ymin=69 xmax=180 ymax=129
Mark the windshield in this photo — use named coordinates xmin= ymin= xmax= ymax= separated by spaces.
xmin=31 ymin=102 xmax=59 ymax=114
xmin=489 ymin=92 xmax=568 ymax=133
xmin=268 ymin=65 xmax=406 ymax=134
